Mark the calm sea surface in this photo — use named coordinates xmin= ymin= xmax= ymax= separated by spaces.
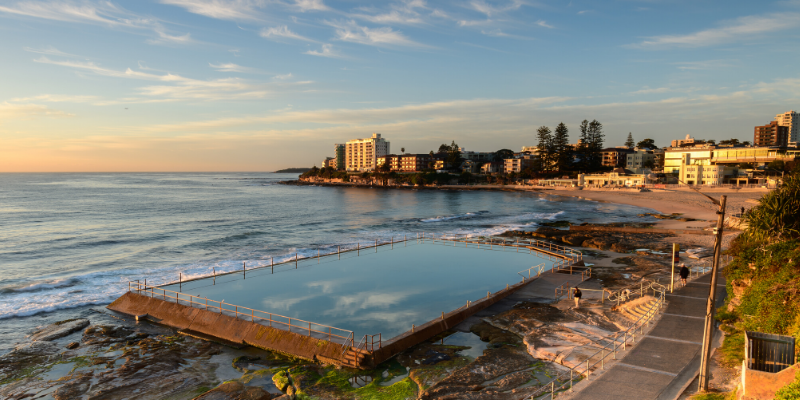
xmin=0 ymin=173 xmax=655 ymax=353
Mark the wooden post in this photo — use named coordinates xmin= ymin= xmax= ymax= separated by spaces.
xmin=179 ymin=273 xmax=182 ymax=291
xmin=243 ymin=261 xmax=246 ymax=279
xmin=699 ymin=195 xmax=727 ymax=392
xmin=271 ymin=257 xmax=274 ymax=273
xmin=295 ymin=253 xmax=298 ymax=268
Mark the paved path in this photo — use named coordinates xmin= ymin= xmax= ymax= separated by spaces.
xmin=570 ymin=272 xmax=727 ymax=400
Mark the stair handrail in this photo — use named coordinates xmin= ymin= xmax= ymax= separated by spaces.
xmin=527 ymin=287 xmax=666 ymax=399
xmin=518 ymin=263 xmax=546 ymax=280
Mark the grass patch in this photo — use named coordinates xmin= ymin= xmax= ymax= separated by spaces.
xmin=718 ymin=330 xmax=745 ymax=369
xmin=775 ymin=370 xmax=800 ymax=400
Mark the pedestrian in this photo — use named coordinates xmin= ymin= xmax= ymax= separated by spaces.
xmin=573 ymin=287 xmax=582 ymax=308
xmin=680 ymin=263 xmax=690 ymax=286
xmin=741 ymin=206 xmax=745 ymax=216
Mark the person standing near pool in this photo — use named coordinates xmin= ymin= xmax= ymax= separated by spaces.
xmin=680 ymin=263 xmax=690 ymax=286
xmin=573 ymin=287 xmax=582 ymax=308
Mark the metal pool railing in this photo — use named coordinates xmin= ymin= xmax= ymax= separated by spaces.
xmin=527 ymin=284 xmax=667 ymax=399
xmin=519 ymin=263 xmax=546 ymax=280
xmin=418 ymin=233 xmax=583 ymax=264
xmin=128 ymin=281 xmax=354 ymax=350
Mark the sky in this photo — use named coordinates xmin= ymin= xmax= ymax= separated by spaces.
xmin=1 ymin=0 xmax=799 ymax=172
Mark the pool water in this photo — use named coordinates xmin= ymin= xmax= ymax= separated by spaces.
xmin=162 ymin=240 xmax=552 ymax=340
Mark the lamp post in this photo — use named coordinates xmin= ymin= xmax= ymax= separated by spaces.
xmin=679 ymin=179 xmax=727 ymax=392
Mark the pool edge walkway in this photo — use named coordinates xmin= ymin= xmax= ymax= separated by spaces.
xmin=568 ymin=271 xmax=727 ymax=400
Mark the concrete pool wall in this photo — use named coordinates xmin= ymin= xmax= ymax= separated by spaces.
xmin=108 ymin=236 xmax=585 ymax=368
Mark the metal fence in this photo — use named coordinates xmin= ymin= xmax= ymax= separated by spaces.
xmin=129 ymin=281 xmax=355 ymax=350
xmin=745 ymin=331 xmax=796 ymax=373
xmin=528 ymin=283 xmax=667 ymax=399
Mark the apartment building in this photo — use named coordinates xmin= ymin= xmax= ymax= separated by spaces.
xmin=600 ymin=148 xmax=634 ymax=168
xmin=377 ymin=154 xmax=432 ymax=172
xmin=774 ymin=111 xmax=798 ymax=146
xmin=504 ymin=155 xmax=534 ymax=173
xmin=322 ymin=157 xmax=336 ymax=168
xmin=671 ymin=134 xmax=697 ymax=148
xmin=333 ymin=144 xmax=345 ymax=170
xmin=345 ymin=133 xmax=390 ymax=172
xmin=625 ymin=149 xmax=655 ymax=173
xmin=754 ymin=121 xmax=788 ymax=147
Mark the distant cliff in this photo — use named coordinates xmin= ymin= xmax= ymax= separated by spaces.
xmin=274 ymin=168 xmax=311 ymax=173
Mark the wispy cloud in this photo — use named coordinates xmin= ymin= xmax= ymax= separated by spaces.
xmin=631 ymin=12 xmax=800 ymax=48
xmin=468 ymin=0 xmax=524 ymax=17
xmin=294 ymin=0 xmax=328 ymax=12
xmin=260 ymin=25 xmax=316 ymax=42
xmin=577 ymin=10 xmax=591 ymax=15
xmin=304 ymin=43 xmax=341 ymax=57
xmin=148 ymin=28 xmax=192 ymax=44
xmin=159 ymin=0 xmax=266 ymax=21
xmin=1 ymin=1 xmax=193 ymax=46
xmin=209 ymin=62 xmax=255 ymax=73
xmin=628 ymin=87 xmax=671 ymax=95
xmin=351 ymin=0 xmax=428 ymax=24
xmin=673 ymin=60 xmax=735 ymax=70
xmin=0 ymin=102 xmax=73 ymax=119
xmin=33 ymin=56 xmax=306 ymax=100
xmin=536 ymin=20 xmax=553 ymax=28
xmin=480 ymin=28 xmax=534 ymax=40
xmin=273 ymin=73 xmax=293 ymax=80
xmin=22 ymin=46 xmax=79 ymax=57
xmin=10 ymin=94 xmax=100 ymax=103
xmin=327 ymin=20 xmax=425 ymax=47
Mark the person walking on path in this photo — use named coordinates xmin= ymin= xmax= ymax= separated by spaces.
xmin=573 ymin=287 xmax=582 ymax=308
xmin=679 ymin=263 xmax=690 ymax=286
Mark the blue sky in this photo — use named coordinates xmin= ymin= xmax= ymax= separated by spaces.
xmin=1 ymin=0 xmax=799 ymax=171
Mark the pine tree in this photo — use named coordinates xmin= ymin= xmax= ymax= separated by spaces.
xmin=553 ymin=122 xmax=571 ymax=171
xmin=577 ymin=120 xmax=590 ymax=170
xmin=587 ymin=120 xmax=605 ymax=170
xmin=536 ymin=126 xmax=553 ymax=170
xmin=625 ymin=132 xmax=635 ymax=149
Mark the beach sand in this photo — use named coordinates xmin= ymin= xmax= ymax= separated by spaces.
xmin=545 ymin=187 xmax=767 ymax=251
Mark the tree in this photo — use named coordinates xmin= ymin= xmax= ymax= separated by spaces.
xmin=624 ymin=132 xmax=635 ymax=149
xmin=585 ymin=120 xmax=605 ymax=171
xmin=643 ymin=159 xmax=655 ymax=169
xmin=637 ymin=138 xmax=657 ymax=150
xmin=553 ymin=122 xmax=571 ymax=171
xmin=445 ymin=141 xmax=463 ymax=168
xmin=378 ymin=161 xmax=391 ymax=172
xmin=437 ymin=143 xmax=450 ymax=153
xmin=401 ymin=147 xmax=405 ymax=154
xmin=493 ymin=149 xmax=515 ymax=163
xmin=536 ymin=126 xmax=554 ymax=170
xmin=719 ymin=139 xmax=741 ymax=146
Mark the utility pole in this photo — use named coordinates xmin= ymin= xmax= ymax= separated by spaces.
xmin=698 ymin=195 xmax=727 ymax=392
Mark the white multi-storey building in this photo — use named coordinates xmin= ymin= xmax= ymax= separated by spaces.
xmin=775 ymin=110 xmax=799 ymax=146
xmin=345 ymin=133 xmax=390 ymax=172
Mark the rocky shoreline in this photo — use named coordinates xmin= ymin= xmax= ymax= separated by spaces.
xmin=0 ymin=221 xmax=726 ymax=400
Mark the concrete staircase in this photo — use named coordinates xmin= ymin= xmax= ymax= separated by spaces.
xmin=615 ymin=296 xmax=659 ymax=324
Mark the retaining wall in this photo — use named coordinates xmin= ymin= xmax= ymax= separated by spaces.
xmin=107 ymin=292 xmax=346 ymax=363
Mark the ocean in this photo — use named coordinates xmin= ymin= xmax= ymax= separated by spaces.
xmin=0 ymin=173 xmax=654 ymax=353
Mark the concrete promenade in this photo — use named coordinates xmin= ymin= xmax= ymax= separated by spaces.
xmin=570 ymin=272 xmax=727 ymax=400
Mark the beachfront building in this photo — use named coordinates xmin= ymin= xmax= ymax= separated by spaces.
xmin=504 ymin=154 xmax=535 ymax=173
xmin=376 ymin=153 xmax=432 ymax=172
xmin=678 ymin=153 xmax=740 ymax=185
xmin=346 ymin=133 xmax=390 ymax=172
xmin=653 ymin=149 xmax=665 ymax=171
xmin=754 ymin=121 xmax=789 ymax=147
xmin=578 ymin=171 xmax=647 ymax=187
xmin=626 ymin=149 xmax=655 ymax=174
xmin=481 ymin=162 xmax=503 ymax=174
xmin=322 ymin=157 xmax=336 ymax=168
xmin=460 ymin=149 xmax=494 ymax=163
xmin=664 ymin=145 xmax=799 ymax=174
xmin=334 ymin=144 xmax=345 ymax=170
xmin=775 ymin=110 xmax=799 ymax=146
xmin=671 ymin=134 xmax=697 ymax=147
xmin=601 ymin=147 xmax=634 ymax=168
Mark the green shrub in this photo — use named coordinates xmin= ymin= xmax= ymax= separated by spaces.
xmin=775 ymin=370 xmax=800 ymax=400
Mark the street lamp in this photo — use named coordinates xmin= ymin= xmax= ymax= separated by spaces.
xmin=678 ymin=179 xmax=727 ymax=392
